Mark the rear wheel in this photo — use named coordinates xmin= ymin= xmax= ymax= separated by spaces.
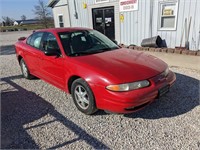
xmin=20 ymin=58 xmax=34 ymax=79
xmin=71 ymin=78 xmax=98 ymax=115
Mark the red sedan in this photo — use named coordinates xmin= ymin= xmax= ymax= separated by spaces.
xmin=15 ymin=28 xmax=176 ymax=115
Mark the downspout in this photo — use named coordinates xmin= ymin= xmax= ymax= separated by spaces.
xmin=149 ymin=0 xmax=153 ymax=37
xmin=73 ymin=0 xmax=78 ymax=19
xmin=66 ymin=0 xmax=72 ymax=27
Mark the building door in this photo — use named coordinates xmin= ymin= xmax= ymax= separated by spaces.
xmin=92 ymin=7 xmax=115 ymax=40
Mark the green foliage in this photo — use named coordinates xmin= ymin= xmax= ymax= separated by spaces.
xmin=0 ymin=23 xmax=54 ymax=32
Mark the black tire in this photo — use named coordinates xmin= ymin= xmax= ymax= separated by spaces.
xmin=20 ymin=58 xmax=34 ymax=79
xmin=71 ymin=78 xmax=98 ymax=115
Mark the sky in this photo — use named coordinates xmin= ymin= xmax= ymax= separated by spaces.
xmin=0 ymin=0 xmax=50 ymax=21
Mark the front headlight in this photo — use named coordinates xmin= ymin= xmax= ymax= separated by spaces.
xmin=163 ymin=67 xmax=169 ymax=77
xmin=106 ymin=80 xmax=150 ymax=92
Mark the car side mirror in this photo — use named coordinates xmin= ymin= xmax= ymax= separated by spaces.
xmin=112 ymin=39 xmax=118 ymax=45
xmin=44 ymin=47 xmax=61 ymax=56
xmin=42 ymin=41 xmax=61 ymax=56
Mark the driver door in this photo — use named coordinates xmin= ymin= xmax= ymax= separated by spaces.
xmin=39 ymin=32 xmax=65 ymax=89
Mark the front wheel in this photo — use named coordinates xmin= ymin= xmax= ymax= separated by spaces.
xmin=20 ymin=58 xmax=34 ymax=79
xmin=71 ymin=78 xmax=98 ymax=115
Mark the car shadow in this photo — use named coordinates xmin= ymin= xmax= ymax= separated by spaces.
xmin=0 ymin=45 xmax=16 ymax=55
xmin=1 ymin=75 xmax=110 ymax=149
xmin=124 ymin=73 xmax=199 ymax=119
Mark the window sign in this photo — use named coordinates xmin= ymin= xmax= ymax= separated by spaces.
xmin=105 ymin=17 xmax=112 ymax=23
xmin=158 ymin=1 xmax=178 ymax=30
xmin=96 ymin=18 xmax=102 ymax=23
xmin=95 ymin=0 xmax=109 ymax=4
xmin=119 ymin=0 xmax=139 ymax=12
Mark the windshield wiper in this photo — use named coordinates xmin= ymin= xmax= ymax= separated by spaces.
xmin=68 ymin=51 xmax=91 ymax=56
xmin=97 ymin=47 xmax=112 ymax=51
xmin=98 ymin=47 xmax=119 ymax=51
xmin=68 ymin=47 xmax=117 ymax=56
xmin=69 ymin=50 xmax=103 ymax=56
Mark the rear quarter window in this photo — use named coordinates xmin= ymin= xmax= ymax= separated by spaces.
xmin=26 ymin=32 xmax=44 ymax=49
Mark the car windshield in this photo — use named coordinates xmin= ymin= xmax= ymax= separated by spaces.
xmin=58 ymin=30 xmax=119 ymax=56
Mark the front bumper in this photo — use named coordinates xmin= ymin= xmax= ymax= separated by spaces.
xmin=91 ymin=70 xmax=176 ymax=113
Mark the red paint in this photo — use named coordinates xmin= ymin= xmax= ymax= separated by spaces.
xmin=15 ymin=28 xmax=176 ymax=113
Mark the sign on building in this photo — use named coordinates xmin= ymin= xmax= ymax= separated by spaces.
xmin=119 ymin=0 xmax=139 ymax=12
xmin=95 ymin=0 xmax=109 ymax=4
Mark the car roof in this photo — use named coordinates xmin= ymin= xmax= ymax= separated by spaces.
xmin=36 ymin=27 xmax=92 ymax=33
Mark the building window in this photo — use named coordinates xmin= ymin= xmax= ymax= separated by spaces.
xmin=158 ymin=1 xmax=178 ymax=30
xmin=58 ymin=15 xmax=64 ymax=27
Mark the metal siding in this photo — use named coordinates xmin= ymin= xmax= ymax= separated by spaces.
xmin=120 ymin=12 xmax=125 ymax=43
xmin=181 ymin=0 xmax=190 ymax=48
xmin=120 ymin=0 xmax=152 ymax=46
xmin=152 ymin=0 xmax=200 ymax=50
xmin=135 ymin=9 xmax=138 ymax=44
xmin=138 ymin=0 xmax=142 ymax=45
xmin=130 ymin=12 xmax=133 ymax=44
xmin=175 ymin=0 xmax=200 ymax=50
xmin=126 ymin=13 xmax=130 ymax=44
xmin=127 ymin=13 xmax=130 ymax=44
xmin=67 ymin=0 xmax=74 ymax=26
xmin=196 ymin=0 xmax=200 ymax=50
xmin=114 ymin=2 xmax=121 ymax=43
xmin=141 ymin=0 xmax=146 ymax=40
xmin=152 ymin=0 xmax=159 ymax=38
xmin=144 ymin=0 xmax=150 ymax=38
xmin=53 ymin=0 xmax=200 ymax=50
xmin=175 ymin=0 xmax=185 ymax=47
xmin=67 ymin=0 xmax=79 ymax=26
xmin=121 ymin=12 xmax=128 ymax=44
xmin=189 ymin=0 xmax=199 ymax=50
xmin=76 ymin=1 xmax=89 ymax=27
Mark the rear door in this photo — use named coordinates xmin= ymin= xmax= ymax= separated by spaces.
xmin=24 ymin=32 xmax=44 ymax=76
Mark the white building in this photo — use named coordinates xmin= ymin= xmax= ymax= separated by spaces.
xmin=13 ymin=21 xmax=21 ymax=26
xmin=48 ymin=0 xmax=200 ymax=50
xmin=48 ymin=0 xmax=71 ymax=28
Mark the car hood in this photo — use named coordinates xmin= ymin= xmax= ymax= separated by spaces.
xmin=72 ymin=48 xmax=167 ymax=83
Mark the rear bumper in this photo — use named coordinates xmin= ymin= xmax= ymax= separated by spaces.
xmin=91 ymin=70 xmax=176 ymax=113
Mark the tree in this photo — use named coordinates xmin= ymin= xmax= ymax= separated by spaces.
xmin=21 ymin=15 xmax=26 ymax=21
xmin=33 ymin=0 xmax=51 ymax=28
xmin=2 ymin=16 xmax=14 ymax=26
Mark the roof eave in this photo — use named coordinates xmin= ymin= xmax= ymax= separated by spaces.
xmin=47 ymin=0 xmax=59 ymax=8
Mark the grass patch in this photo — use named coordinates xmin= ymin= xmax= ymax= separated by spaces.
xmin=0 ymin=24 xmax=55 ymax=32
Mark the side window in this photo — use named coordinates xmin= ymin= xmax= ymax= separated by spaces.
xmin=42 ymin=33 xmax=61 ymax=54
xmin=27 ymin=32 xmax=44 ymax=49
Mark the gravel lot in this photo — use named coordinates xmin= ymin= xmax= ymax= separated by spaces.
xmin=1 ymin=31 xmax=200 ymax=149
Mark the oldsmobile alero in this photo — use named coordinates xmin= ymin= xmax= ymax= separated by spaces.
xmin=15 ymin=28 xmax=176 ymax=115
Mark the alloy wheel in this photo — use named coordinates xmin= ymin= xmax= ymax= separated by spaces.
xmin=21 ymin=61 xmax=28 ymax=77
xmin=74 ymin=85 xmax=89 ymax=110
